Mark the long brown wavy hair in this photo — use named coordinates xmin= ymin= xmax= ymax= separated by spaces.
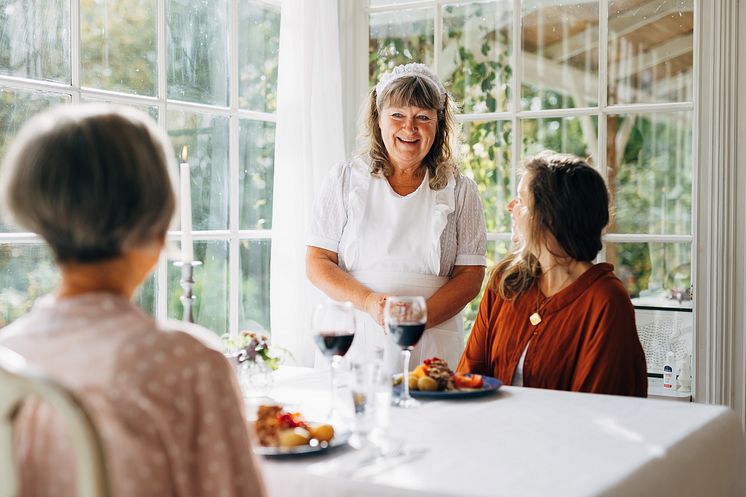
xmin=489 ymin=151 xmax=610 ymax=299
xmin=359 ymin=74 xmax=460 ymax=190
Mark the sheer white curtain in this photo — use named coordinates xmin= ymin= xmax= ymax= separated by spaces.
xmin=270 ymin=0 xmax=345 ymax=366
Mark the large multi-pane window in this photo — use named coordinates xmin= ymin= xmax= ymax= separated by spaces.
xmin=369 ymin=0 xmax=695 ymax=378
xmin=0 ymin=0 xmax=280 ymax=336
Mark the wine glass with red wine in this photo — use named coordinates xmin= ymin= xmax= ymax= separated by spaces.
xmin=312 ymin=300 xmax=356 ymax=422
xmin=385 ymin=296 xmax=427 ymax=408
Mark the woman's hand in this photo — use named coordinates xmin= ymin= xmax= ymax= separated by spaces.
xmin=306 ymin=247 xmax=388 ymax=327
xmin=364 ymin=292 xmax=388 ymax=327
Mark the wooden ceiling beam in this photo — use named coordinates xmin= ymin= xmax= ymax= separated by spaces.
xmin=612 ymin=33 xmax=693 ymax=79
xmin=542 ymin=2 xmax=692 ymax=62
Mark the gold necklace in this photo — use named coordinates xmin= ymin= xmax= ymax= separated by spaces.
xmin=528 ymin=267 xmax=573 ymax=326
xmin=529 ymin=289 xmax=551 ymax=326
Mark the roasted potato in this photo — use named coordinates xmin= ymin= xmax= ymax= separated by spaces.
xmin=309 ymin=424 xmax=335 ymax=442
xmin=278 ymin=427 xmax=311 ymax=447
xmin=408 ymin=374 xmax=419 ymax=390
xmin=417 ymin=375 xmax=438 ymax=391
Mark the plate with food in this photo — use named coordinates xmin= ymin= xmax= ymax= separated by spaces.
xmin=393 ymin=357 xmax=502 ymax=399
xmin=253 ymin=405 xmax=350 ymax=457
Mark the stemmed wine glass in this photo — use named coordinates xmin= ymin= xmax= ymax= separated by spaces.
xmin=312 ymin=300 xmax=356 ymax=423
xmin=385 ymin=296 xmax=427 ymax=408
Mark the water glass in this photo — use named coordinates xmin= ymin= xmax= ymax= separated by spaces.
xmin=350 ymin=352 xmax=391 ymax=447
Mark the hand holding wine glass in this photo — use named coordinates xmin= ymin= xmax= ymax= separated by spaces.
xmin=312 ymin=300 xmax=356 ymax=423
xmin=385 ymin=296 xmax=427 ymax=408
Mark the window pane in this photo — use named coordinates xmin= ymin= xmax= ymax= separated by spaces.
xmin=0 ymin=87 xmax=70 ymax=232
xmin=608 ymin=0 xmax=693 ymax=105
xmin=133 ymin=273 xmax=155 ymax=315
xmin=0 ymin=244 xmax=59 ymax=328
xmin=167 ymin=109 xmax=229 ymax=231
xmin=605 ymin=241 xmax=692 ymax=305
xmin=240 ymin=240 xmax=271 ymax=333
xmin=239 ymin=119 xmax=275 ymax=230
xmin=370 ymin=0 xmax=430 ymax=6
xmin=607 ymin=112 xmax=692 ymax=235
xmin=441 ymin=1 xmax=512 ymax=114
xmin=369 ymin=8 xmax=434 ymax=85
xmin=0 ymin=87 xmax=70 ymax=160
xmin=521 ymin=116 xmax=597 ymax=163
xmin=521 ymin=0 xmax=598 ymax=110
xmin=463 ymin=239 xmax=510 ymax=336
xmin=167 ymin=0 xmax=229 ymax=105
xmin=0 ymin=0 xmax=70 ymax=82
xmin=80 ymin=0 xmax=157 ymax=95
xmin=168 ymin=241 xmax=228 ymax=335
xmin=460 ymin=120 xmax=512 ymax=233
xmin=238 ymin=1 xmax=280 ymax=112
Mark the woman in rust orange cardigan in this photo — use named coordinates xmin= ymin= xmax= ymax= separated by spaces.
xmin=457 ymin=151 xmax=647 ymax=397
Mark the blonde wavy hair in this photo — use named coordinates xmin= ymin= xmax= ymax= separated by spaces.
xmin=359 ymin=74 xmax=460 ymax=190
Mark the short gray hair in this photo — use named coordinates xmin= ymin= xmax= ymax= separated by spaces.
xmin=0 ymin=104 xmax=177 ymax=263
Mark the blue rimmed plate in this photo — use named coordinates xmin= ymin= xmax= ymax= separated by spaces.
xmin=393 ymin=375 xmax=503 ymax=399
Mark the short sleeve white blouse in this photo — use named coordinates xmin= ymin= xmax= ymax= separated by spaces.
xmin=307 ymin=158 xmax=487 ymax=277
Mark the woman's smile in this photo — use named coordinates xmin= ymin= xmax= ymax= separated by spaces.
xmin=379 ymin=104 xmax=437 ymax=169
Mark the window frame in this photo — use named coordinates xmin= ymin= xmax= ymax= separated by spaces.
xmin=0 ymin=0 xmax=282 ymax=336
xmin=350 ymin=0 xmax=700 ymax=388
xmin=358 ymin=0 xmax=696 ymax=244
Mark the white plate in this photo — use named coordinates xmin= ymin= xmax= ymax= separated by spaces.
xmin=253 ymin=428 xmax=351 ymax=458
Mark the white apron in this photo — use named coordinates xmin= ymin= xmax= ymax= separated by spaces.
xmin=339 ymin=167 xmax=464 ymax=375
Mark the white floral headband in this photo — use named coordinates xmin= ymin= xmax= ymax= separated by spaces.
xmin=375 ymin=63 xmax=447 ymax=109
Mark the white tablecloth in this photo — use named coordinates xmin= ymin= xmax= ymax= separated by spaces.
xmin=255 ymin=368 xmax=746 ymax=497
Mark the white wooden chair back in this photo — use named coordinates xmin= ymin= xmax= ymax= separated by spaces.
xmin=0 ymin=346 xmax=110 ymax=497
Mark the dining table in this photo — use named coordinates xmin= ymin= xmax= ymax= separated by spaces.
xmin=252 ymin=367 xmax=746 ymax=497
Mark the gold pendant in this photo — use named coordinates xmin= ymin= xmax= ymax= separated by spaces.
xmin=529 ymin=312 xmax=542 ymax=326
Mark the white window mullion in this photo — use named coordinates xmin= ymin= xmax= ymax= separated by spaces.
xmin=156 ymin=250 xmax=168 ymax=319
xmin=80 ymin=87 xmax=160 ymax=106
xmin=156 ymin=0 xmax=168 ymax=321
xmin=606 ymin=102 xmax=694 ymax=114
xmin=0 ymin=233 xmax=41 ymax=244
xmin=596 ymin=0 xmax=609 ymax=264
xmin=0 ymin=75 xmax=72 ymax=94
xmin=367 ymin=1 xmax=433 ymax=14
xmin=238 ymin=230 xmax=273 ymax=240
xmin=604 ymin=234 xmax=693 ymax=244
xmin=597 ymin=0 xmax=608 ymax=178
xmin=510 ymin=0 xmax=521 ymax=189
xmin=166 ymin=230 xmax=232 ymax=241
xmin=433 ymin=0 xmax=442 ymax=74
xmin=71 ymin=0 xmax=81 ymax=103
xmin=229 ymin=0 xmax=240 ymax=338
xmin=157 ymin=0 xmax=167 ymax=107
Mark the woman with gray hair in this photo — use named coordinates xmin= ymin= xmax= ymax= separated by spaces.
xmin=306 ymin=64 xmax=487 ymax=371
xmin=0 ymin=105 xmax=266 ymax=496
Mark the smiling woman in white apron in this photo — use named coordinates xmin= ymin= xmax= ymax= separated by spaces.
xmin=306 ymin=64 xmax=486 ymax=373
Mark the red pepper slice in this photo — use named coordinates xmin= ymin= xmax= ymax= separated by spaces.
xmin=453 ymin=373 xmax=483 ymax=389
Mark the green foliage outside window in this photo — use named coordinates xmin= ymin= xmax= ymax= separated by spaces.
xmin=0 ymin=0 xmax=279 ymax=333
xmin=369 ymin=6 xmax=693 ymax=336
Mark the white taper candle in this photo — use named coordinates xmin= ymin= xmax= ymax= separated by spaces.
xmin=179 ymin=145 xmax=193 ymax=262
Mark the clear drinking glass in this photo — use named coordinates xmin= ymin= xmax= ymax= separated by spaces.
xmin=385 ymin=296 xmax=427 ymax=408
xmin=350 ymin=347 xmax=391 ymax=447
xmin=312 ymin=300 xmax=356 ymax=423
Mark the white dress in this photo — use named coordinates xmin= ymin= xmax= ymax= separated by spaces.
xmin=307 ymin=157 xmax=486 ymax=373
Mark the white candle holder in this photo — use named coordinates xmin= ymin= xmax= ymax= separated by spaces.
xmin=174 ymin=260 xmax=202 ymax=323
